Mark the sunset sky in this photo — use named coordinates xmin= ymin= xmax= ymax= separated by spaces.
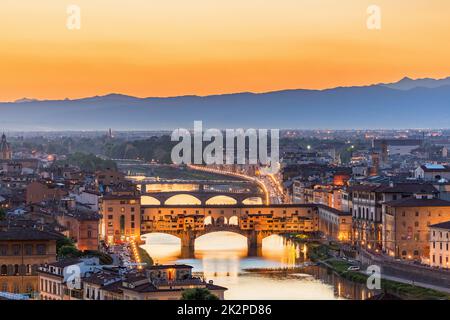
xmin=1 ymin=0 xmax=450 ymax=101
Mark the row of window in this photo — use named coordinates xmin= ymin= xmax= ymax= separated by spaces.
xmin=1 ymin=282 xmax=34 ymax=293
xmin=0 ymin=244 xmax=47 ymax=256
xmin=107 ymin=207 xmax=136 ymax=212
xmin=0 ymin=264 xmax=34 ymax=276
xmin=149 ymin=209 xmax=308 ymax=215
xmin=432 ymin=242 xmax=450 ymax=251
xmin=432 ymin=255 xmax=449 ymax=265
xmin=432 ymin=231 xmax=450 ymax=239
xmin=400 ymin=221 xmax=430 ymax=228
xmin=40 ymin=278 xmax=61 ymax=296
xmin=107 ymin=214 xmax=135 ymax=221
xmin=401 ymin=250 xmax=420 ymax=256
xmin=353 ymin=207 xmax=377 ymax=221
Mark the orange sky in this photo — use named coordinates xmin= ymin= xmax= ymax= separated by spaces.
xmin=1 ymin=0 xmax=450 ymax=101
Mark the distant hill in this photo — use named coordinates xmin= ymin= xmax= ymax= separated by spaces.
xmin=381 ymin=76 xmax=450 ymax=90
xmin=1 ymin=77 xmax=450 ymax=130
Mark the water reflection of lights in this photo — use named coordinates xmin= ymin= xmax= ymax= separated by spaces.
xmin=199 ymin=253 xmax=241 ymax=282
xmin=139 ymin=233 xmax=373 ymax=300
xmin=141 ymin=232 xmax=303 ymax=268
xmin=140 ymin=233 xmax=181 ymax=264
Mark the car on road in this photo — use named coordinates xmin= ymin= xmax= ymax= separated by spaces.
xmin=347 ymin=265 xmax=360 ymax=271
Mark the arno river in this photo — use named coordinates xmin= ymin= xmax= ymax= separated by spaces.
xmin=129 ymin=164 xmax=376 ymax=300
xmin=141 ymin=232 xmax=376 ymax=300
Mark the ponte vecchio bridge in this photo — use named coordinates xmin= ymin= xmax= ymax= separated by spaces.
xmin=140 ymin=204 xmax=317 ymax=257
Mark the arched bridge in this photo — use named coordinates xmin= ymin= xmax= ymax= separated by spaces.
xmin=141 ymin=191 xmax=266 ymax=205
xmin=141 ymin=224 xmax=274 ymax=258
xmin=140 ymin=204 xmax=316 ymax=258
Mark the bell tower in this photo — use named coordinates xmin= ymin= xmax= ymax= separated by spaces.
xmin=0 ymin=133 xmax=12 ymax=160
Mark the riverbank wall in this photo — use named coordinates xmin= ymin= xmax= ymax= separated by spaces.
xmin=357 ymin=249 xmax=450 ymax=288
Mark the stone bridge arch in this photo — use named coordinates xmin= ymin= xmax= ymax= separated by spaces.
xmin=205 ymin=195 xmax=237 ymax=205
xmin=141 ymin=226 xmax=275 ymax=258
xmin=141 ymin=195 xmax=161 ymax=205
xmin=242 ymin=197 xmax=264 ymax=205
xmin=164 ymin=194 xmax=202 ymax=205
xmin=142 ymin=191 xmax=265 ymax=205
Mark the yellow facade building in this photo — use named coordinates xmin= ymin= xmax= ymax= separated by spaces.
xmin=382 ymin=195 xmax=450 ymax=260
xmin=100 ymin=194 xmax=141 ymax=244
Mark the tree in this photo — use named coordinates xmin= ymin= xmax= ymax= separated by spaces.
xmin=0 ymin=208 xmax=6 ymax=220
xmin=58 ymin=245 xmax=82 ymax=258
xmin=57 ymin=237 xmax=82 ymax=258
xmin=57 ymin=237 xmax=76 ymax=252
xmin=181 ymin=288 xmax=219 ymax=300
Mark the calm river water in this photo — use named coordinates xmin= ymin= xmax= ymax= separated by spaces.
xmin=140 ymin=232 xmax=375 ymax=300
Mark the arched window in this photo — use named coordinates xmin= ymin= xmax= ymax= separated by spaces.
xmin=14 ymin=264 xmax=19 ymax=275
xmin=0 ymin=265 xmax=7 ymax=275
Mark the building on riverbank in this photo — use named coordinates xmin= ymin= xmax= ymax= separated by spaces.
xmin=37 ymin=258 xmax=101 ymax=300
xmin=100 ymin=193 xmax=141 ymax=244
xmin=0 ymin=223 xmax=62 ymax=295
xmin=428 ymin=221 xmax=450 ymax=268
xmin=382 ymin=194 xmax=450 ymax=260
xmin=350 ymin=183 xmax=438 ymax=251
xmin=316 ymin=205 xmax=352 ymax=242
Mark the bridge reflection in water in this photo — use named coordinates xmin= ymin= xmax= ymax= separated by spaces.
xmin=140 ymin=232 xmax=302 ymax=268
xmin=141 ymin=233 xmax=377 ymax=300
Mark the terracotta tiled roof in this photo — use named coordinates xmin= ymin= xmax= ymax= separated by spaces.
xmin=383 ymin=198 xmax=450 ymax=208
xmin=0 ymin=226 xmax=63 ymax=241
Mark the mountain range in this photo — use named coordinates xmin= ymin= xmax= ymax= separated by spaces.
xmin=1 ymin=76 xmax=450 ymax=131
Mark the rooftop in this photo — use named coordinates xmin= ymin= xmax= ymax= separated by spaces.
xmin=383 ymin=197 xmax=450 ymax=208
xmin=316 ymin=204 xmax=352 ymax=216
xmin=0 ymin=225 xmax=64 ymax=241
xmin=42 ymin=258 xmax=83 ymax=269
xmin=429 ymin=221 xmax=450 ymax=230
xmin=420 ymin=164 xmax=450 ymax=172
xmin=348 ymin=183 xmax=437 ymax=194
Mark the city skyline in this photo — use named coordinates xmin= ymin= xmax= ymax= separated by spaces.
xmin=1 ymin=0 xmax=450 ymax=304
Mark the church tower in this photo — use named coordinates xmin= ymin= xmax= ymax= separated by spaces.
xmin=0 ymin=133 xmax=12 ymax=160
